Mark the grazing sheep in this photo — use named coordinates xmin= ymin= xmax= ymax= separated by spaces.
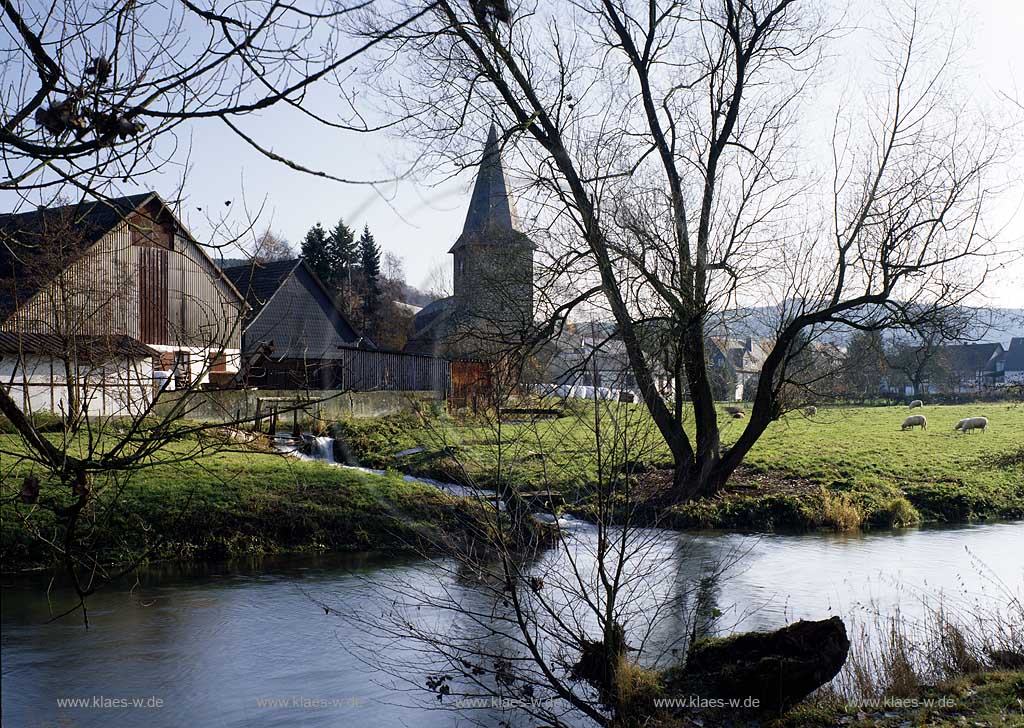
xmin=724 ymin=405 xmax=745 ymax=416
xmin=901 ymin=414 xmax=927 ymax=431
xmin=954 ymin=416 xmax=988 ymax=434
xmin=803 ymin=406 xmax=817 ymax=416
xmin=908 ymin=399 xmax=924 ymax=410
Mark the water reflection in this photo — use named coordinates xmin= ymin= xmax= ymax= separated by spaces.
xmin=2 ymin=521 xmax=1021 ymax=727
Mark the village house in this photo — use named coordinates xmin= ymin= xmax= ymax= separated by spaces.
xmin=0 ymin=193 xmax=247 ymax=416
xmin=706 ymin=336 xmax=773 ymax=401
xmin=1004 ymin=337 xmax=1024 ymax=386
xmin=935 ymin=342 xmax=1005 ymax=392
xmin=223 ymin=258 xmax=368 ymax=388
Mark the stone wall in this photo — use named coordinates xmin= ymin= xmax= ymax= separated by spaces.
xmin=153 ymin=389 xmax=440 ymax=423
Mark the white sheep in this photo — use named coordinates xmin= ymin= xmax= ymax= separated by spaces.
xmin=908 ymin=400 xmax=924 ymax=410
xmin=803 ymin=406 xmax=817 ymax=416
xmin=901 ymin=414 xmax=927 ymax=431
xmin=954 ymin=416 xmax=988 ymax=434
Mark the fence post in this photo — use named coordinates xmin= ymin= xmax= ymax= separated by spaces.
xmin=254 ymin=398 xmax=263 ymax=432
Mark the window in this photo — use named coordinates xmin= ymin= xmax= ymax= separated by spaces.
xmin=173 ymin=351 xmax=191 ymax=389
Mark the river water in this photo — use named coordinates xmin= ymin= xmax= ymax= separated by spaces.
xmin=3 ymin=519 xmax=1021 ymax=728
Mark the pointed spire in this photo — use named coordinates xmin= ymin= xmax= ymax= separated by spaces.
xmin=458 ymin=123 xmax=518 ymax=242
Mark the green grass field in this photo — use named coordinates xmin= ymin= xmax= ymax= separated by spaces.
xmin=2 ymin=402 xmax=1020 ymax=570
xmin=335 ymin=402 xmax=1024 ymax=531
xmin=0 ymin=438 xmax=487 ymax=571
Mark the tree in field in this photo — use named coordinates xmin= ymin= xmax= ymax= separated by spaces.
xmin=883 ymin=309 xmax=977 ymax=397
xmin=368 ymin=0 xmax=1007 ymax=500
xmin=359 ymin=225 xmax=382 ymax=331
xmin=841 ymin=331 xmax=890 ymax=401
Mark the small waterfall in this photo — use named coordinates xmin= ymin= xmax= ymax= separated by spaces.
xmin=311 ymin=436 xmax=336 ymax=464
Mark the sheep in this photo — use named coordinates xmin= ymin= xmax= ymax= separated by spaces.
xmin=732 ymin=411 xmax=745 ymax=419
xmin=954 ymin=416 xmax=988 ymax=434
xmin=908 ymin=399 xmax=924 ymax=410
xmin=803 ymin=406 xmax=817 ymax=416
xmin=724 ymin=405 xmax=745 ymax=416
xmin=901 ymin=414 xmax=927 ymax=431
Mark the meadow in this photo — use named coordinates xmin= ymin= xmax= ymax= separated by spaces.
xmin=2 ymin=401 xmax=1020 ymax=569
xmin=0 ymin=436 xmax=486 ymax=570
xmin=335 ymin=401 xmax=1024 ymax=531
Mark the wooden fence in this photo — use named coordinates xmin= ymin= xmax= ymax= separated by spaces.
xmin=244 ymin=348 xmax=452 ymax=393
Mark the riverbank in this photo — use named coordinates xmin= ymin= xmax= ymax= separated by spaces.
xmin=333 ymin=402 xmax=1024 ymax=532
xmin=777 ymin=671 xmax=1024 ymax=727
xmin=0 ymin=435 xmax=490 ymax=571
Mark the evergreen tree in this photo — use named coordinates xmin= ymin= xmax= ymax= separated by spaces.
xmin=300 ymin=223 xmax=331 ymax=284
xmin=328 ymin=218 xmax=357 ymax=287
xmin=359 ymin=224 xmax=382 ymax=327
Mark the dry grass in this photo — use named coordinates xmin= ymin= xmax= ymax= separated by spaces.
xmin=829 ymin=567 xmax=1024 ymax=703
xmin=816 ymin=486 xmax=864 ymax=532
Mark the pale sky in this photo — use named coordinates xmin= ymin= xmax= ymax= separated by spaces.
xmin=7 ymin=0 xmax=1024 ymax=306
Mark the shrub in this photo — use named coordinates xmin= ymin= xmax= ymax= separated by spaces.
xmin=816 ymin=488 xmax=863 ymax=532
xmin=869 ymin=496 xmax=921 ymax=528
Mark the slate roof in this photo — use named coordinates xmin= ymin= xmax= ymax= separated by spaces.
xmin=222 ymin=258 xmax=303 ymax=318
xmin=1004 ymin=337 xmax=1024 ymax=372
xmin=222 ymin=257 xmax=368 ymax=357
xmin=0 ymin=193 xmax=156 ymax=320
xmin=450 ymin=124 xmax=532 ymax=252
xmin=0 ymin=331 xmax=157 ymax=360
xmin=406 ymin=296 xmax=456 ymax=355
xmin=940 ymin=342 xmax=1004 ymax=373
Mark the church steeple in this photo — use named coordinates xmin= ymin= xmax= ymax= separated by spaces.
xmin=450 ymin=124 xmax=519 ymax=251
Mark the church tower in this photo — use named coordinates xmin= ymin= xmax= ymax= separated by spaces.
xmin=450 ymin=124 xmax=534 ymax=338
xmin=407 ymin=125 xmax=534 ymax=358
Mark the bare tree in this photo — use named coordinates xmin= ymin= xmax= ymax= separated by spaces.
xmin=253 ymin=228 xmax=293 ymax=263
xmin=363 ymin=0 xmax=1007 ymax=500
xmin=1 ymin=0 xmax=437 ymax=202
xmin=332 ymin=384 xmax=743 ymax=726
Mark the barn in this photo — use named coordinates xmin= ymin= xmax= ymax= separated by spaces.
xmin=0 ymin=192 xmax=247 ymax=417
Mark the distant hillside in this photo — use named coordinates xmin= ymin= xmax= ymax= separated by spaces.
xmin=709 ymin=306 xmax=1024 ymax=347
xmin=574 ymin=306 xmax=1024 ymax=348
xmin=960 ymin=307 xmax=1024 ymax=345
xmin=217 ymin=258 xmax=249 ymax=269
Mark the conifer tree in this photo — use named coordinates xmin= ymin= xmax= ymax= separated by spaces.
xmin=300 ymin=223 xmax=331 ymax=284
xmin=328 ymin=218 xmax=358 ymax=287
xmin=359 ymin=224 xmax=382 ymax=328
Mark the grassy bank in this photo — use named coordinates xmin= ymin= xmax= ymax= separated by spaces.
xmin=0 ymin=435 xmax=489 ymax=571
xmin=334 ymin=402 xmax=1024 ymax=531
xmin=777 ymin=671 xmax=1024 ymax=727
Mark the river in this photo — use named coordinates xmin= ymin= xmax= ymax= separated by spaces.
xmin=3 ymin=518 xmax=1021 ymax=727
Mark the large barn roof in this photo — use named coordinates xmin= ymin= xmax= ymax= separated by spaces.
xmin=222 ymin=258 xmax=303 ymax=318
xmin=0 ymin=192 xmax=246 ymax=322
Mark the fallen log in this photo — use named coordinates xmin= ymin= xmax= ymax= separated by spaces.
xmin=662 ymin=616 xmax=850 ymax=714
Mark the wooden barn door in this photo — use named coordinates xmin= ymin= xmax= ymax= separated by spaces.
xmin=138 ymin=247 xmax=168 ymax=345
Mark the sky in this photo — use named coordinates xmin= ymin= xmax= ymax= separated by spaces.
xmin=7 ymin=0 xmax=1024 ymax=306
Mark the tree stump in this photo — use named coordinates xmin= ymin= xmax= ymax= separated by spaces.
xmin=663 ymin=616 xmax=850 ymax=714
